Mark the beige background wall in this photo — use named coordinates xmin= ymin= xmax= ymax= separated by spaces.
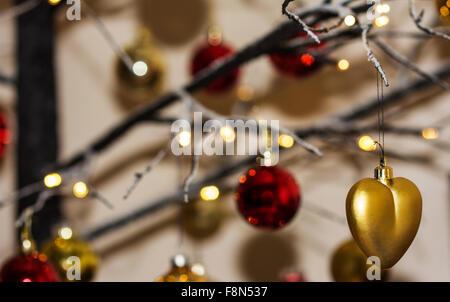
xmin=1 ymin=0 xmax=450 ymax=281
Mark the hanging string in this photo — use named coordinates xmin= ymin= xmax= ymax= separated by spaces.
xmin=82 ymin=1 xmax=134 ymax=72
xmin=376 ymin=72 xmax=385 ymax=165
xmin=381 ymin=73 xmax=385 ymax=150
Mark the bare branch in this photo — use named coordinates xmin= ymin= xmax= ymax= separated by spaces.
xmin=82 ymin=0 xmax=135 ymax=72
xmin=409 ymin=0 xmax=450 ymax=41
xmin=183 ymin=154 xmax=200 ymax=203
xmin=123 ymin=144 xmax=170 ymax=200
xmin=372 ymin=38 xmax=450 ymax=92
xmin=91 ymin=190 xmax=114 ymax=210
xmin=15 ymin=190 xmax=57 ymax=228
xmin=362 ymin=24 xmax=389 ymax=86
xmin=0 ymin=0 xmax=39 ymax=23
xmin=282 ymin=0 xmax=321 ymax=43
xmin=281 ymin=0 xmax=353 ymax=44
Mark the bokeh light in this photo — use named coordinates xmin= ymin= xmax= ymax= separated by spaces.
xmin=73 ymin=181 xmax=89 ymax=199
xmin=358 ymin=135 xmax=377 ymax=151
xmin=44 ymin=173 xmax=62 ymax=188
xmin=200 ymin=186 xmax=220 ymax=201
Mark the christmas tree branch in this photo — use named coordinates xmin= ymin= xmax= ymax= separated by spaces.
xmin=340 ymin=62 xmax=450 ymax=121
xmin=409 ymin=0 xmax=450 ymax=42
xmin=362 ymin=24 xmax=389 ymax=86
xmin=0 ymin=0 xmax=39 ymax=23
xmin=371 ymin=38 xmax=450 ymax=92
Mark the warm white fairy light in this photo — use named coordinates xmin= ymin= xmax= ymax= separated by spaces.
xmin=337 ymin=59 xmax=350 ymax=71
xmin=279 ymin=134 xmax=294 ymax=148
xmin=191 ymin=263 xmax=206 ymax=276
xmin=422 ymin=128 xmax=439 ymax=140
xmin=178 ymin=131 xmax=191 ymax=147
xmin=358 ymin=135 xmax=377 ymax=151
xmin=220 ymin=125 xmax=236 ymax=143
xmin=48 ymin=0 xmax=61 ymax=5
xmin=44 ymin=173 xmax=62 ymax=188
xmin=344 ymin=15 xmax=356 ymax=27
xmin=22 ymin=239 xmax=32 ymax=250
xmin=132 ymin=61 xmax=148 ymax=77
xmin=58 ymin=226 xmax=73 ymax=240
xmin=375 ymin=3 xmax=391 ymax=15
xmin=173 ymin=254 xmax=187 ymax=267
xmin=73 ymin=181 xmax=89 ymax=198
xmin=200 ymin=186 xmax=220 ymax=201
xmin=375 ymin=15 xmax=390 ymax=27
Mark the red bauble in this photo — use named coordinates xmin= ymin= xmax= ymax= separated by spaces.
xmin=0 ymin=253 xmax=60 ymax=282
xmin=282 ymin=271 xmax=307 ymax=282
xmin=269 ymin=31 xmax=325 ymax=77
xmin=0 ymin=111 xmax=10 ymax=157
xmin=190 ymin=42 xmax=240 ymax=93
xmin=235 ymin=166 xmax=301 ymax=230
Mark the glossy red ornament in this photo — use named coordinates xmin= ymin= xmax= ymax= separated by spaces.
xmin=282 ymin=271 xmax=307 ymax=282
xmin=0 ymin=111 xmax=10 ymax=157
xmin=235 ymin=166 xmax=301 ymax=230
xmin=269 ymin=31 xmax=325 ymax=77
xmin=0 ymin=252 xmax=60 ymax=282
xmin=190 ymin=41 xmax=240 ymax=93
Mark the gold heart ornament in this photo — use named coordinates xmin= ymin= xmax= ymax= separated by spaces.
xmin=346 ymin=161 xmax=422 ymax=268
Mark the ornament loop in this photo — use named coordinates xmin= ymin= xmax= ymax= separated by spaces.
xmin=374 ymin=161 xmax=393 ymax=181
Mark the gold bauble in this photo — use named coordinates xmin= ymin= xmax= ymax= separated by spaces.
xmin=436 ymin=0 xmax=450 ymax=25
xmin=183 ymin=199 xmax=222 ymax=240
xmin=42 ymin=233 xmax=98 ymax=282
xmin=156 ymin=255 xmax=208 ymax=282
xmin=116 ymin=28 xmax=166 ymax=109
xmin=331 ymin=239 xmax=389 ymax=282
xmin=346 ymin=160 xmax=422 ymax=269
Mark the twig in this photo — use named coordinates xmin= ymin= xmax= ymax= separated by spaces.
xmin=362 ymin=24 xmax=389 ymax=86
xmin=15 ymin=190 xmax=57 ymax=228
xmin=340 ymin=62 xmax=450 ymax=121
xmin=0 ymin=181 xmax=43 ymax=209
xmin=282 ymin=0 xmax=321 ymax=43
xmin=409 ymin=0 xmax=450 ymax=42
xmin=281 ymin=0 xmax=353 ymax=44
xmin=82 ymin=1 xmax=134 ymax=72
xmin=372 ymin=38 xmax=450 ymax=92
xmin=91 ymin=190 xmax=114 ymax=210
xmin=123 ymin=144 xmax=170 ymax=200
xmin=183 ymin=154 xmax=200 ymax=203
xmin=0 ymin=0 xmax=39 ymax=23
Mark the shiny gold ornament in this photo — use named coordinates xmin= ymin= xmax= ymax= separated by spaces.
xmin=42 ymin=229 xmax=99 ymax=282
xmin=346 ymin=159 xmax=422 ymax=268
xmin=116 ymin=28 xmax=166 ymax=110
xmin=436 ymin=0 xmax=450 ymax=25
xmin=331 ymin=239 xmax=389 ymax=282
xmin=156 ymin=254 xmax=208 ymax=282
xmin=183 ymin=199 xmax=222 ymax=240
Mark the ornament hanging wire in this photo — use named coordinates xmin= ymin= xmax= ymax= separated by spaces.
xmin=376 ymin=72 xmax=386 ymax=166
